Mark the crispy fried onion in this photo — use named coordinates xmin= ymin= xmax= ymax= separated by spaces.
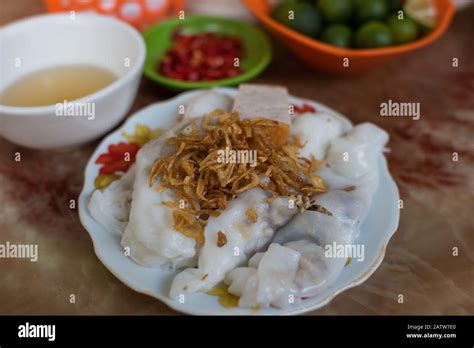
xmin=150 ymin=110 xmax=327 ymax=243
xmin=172 ymin=210 xmax=205 ymax=245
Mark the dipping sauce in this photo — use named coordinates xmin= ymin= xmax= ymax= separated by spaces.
xmin=159 ymin=29 xmax=245 ymax=82
xmin=0 ymin=65 xmax=117 ymax=107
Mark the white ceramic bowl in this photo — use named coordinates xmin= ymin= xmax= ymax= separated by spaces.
xmin=78 ymin=88 xmax=400 ymax=315
xmin=0 ymin=13 xmax=145 ymax=149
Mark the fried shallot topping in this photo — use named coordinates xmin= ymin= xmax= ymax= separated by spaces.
xmin=150 ymin=110 xmax=328 ymax=243
xmin=172 ymin=210 xmax=206 ymax=245
xmin=246 ymin=208 xmax=258 ymax=223
xmin=217 ymin=231 xmax=228 ymax=248
xmin=291 ymin=194 xmax=333 ymax=216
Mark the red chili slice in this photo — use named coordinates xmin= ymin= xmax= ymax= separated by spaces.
xmin=108 ymin=142 xmax=140 ymax=156
xmin=292 ymin=103 xmax=317 ymax=115
xmin=95 ymin=153 xmax=117 ymax=165
xmin=99 ymin=160 xmax=131 ymax=175
xmin=302 ymin=103 xmax=316 ymax=113
xmin=96 ymin=142 xmax=140 ymax=176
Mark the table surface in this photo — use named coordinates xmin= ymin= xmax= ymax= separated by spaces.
xmin=1 ymin=1 xmax=473 ymax=315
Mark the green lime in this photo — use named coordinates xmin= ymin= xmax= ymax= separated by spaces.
xmin=273 ymin=1 xmax=323 ymax=37
xmin=317 ymin=0 xmax=354 ymax=23
xmin=355 ymin=0 xmax=389 ymax=22
xmin=387 ymin=14 xmax=419 ymax=44
xmin=355 ymin=21 xmax=393 ymax=48
xmin=388 ymin=0 xmax=402 ymax=11
xmin=290 ymin=3 xmax=323 ymax=37
xmin=272 ymin=0 xmax=299 ymax=27
xmin=320 ymin=24 xmax=353 ymax=48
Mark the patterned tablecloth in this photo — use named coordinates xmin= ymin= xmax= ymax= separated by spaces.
xmin=0 ymin=1 xmax=473 ymax=315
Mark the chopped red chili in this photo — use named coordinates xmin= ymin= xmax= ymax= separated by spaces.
xmin=159 ymin=29 xmax=245 ymax=82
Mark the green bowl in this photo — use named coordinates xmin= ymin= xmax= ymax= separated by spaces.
xmin=143 ymin=15 xmax=272 ymax=91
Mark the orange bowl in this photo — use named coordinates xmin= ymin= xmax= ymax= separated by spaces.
xmin=242 ymin=0 xmax=455 ymax=74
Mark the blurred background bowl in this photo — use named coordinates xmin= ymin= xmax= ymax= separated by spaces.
xmin=44 ymin=0 xmax=185 ymax=31
xmin=0 ymin=13 xmax=145 ymax=149
xmin=242 ymin=0 xmax=455 ymax=75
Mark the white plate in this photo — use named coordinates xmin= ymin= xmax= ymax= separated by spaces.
xmin=78 ymin=88 xmax=400 ymax=315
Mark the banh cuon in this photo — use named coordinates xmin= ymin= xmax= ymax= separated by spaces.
xmin=88 ymin=84 xmax=389 ymax=309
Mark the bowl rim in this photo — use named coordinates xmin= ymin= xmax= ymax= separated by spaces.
xmin=242 ymin=0 xmax=455 ymax=57
xmin=142 ymin=15 xmax=272 ymax=91
xmin=0 ymin=13 xmax=146 ymax=115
